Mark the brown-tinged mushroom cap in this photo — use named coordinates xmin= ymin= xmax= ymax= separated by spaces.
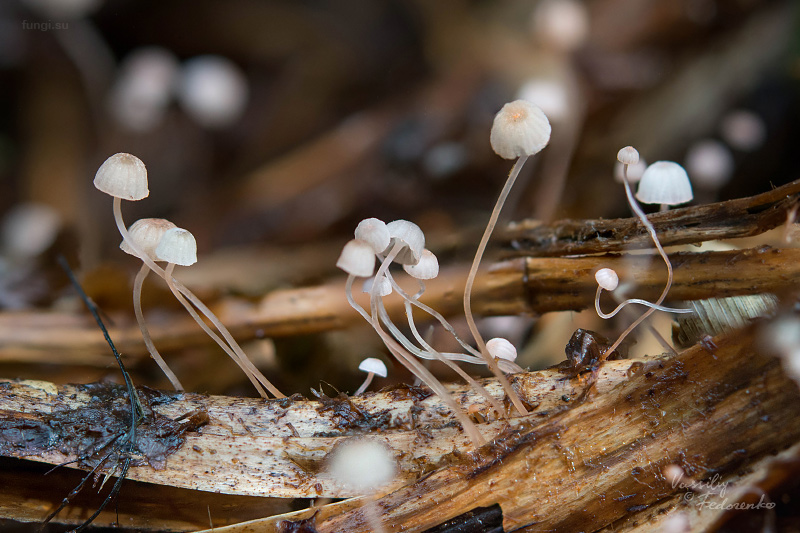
xmin=94 ymin=153 xmax=149 ymax=201
xmin=490 ymin=100 xmax=551 ymax=160
xmin=120 ymin=218 xmax=177 ymax=261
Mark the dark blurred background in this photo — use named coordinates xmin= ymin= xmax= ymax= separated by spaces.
xmin=0 ymin=0 xmax=798 ymax=392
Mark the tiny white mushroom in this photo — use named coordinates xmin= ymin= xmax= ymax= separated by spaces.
xmin=594 ymin=266 xmax=692 ymax=320
xmin=403 ymin=249 xmax=439 ymax=280
xmin=362 ymin=275 xmax=392 ymax=297
xmin=617 ymin=146 xmax=640 ymax=166
xmin=94 ymin=152 xmax=149 ymax=202
xmin=354 ymin=357 xmax=388 ymax=395
xmin=490 ymin=100 xmax=552 ymax=160
xmin=486 ymin=337 xmax=517 ymax=363
xmin=466 ymin=99 xmax=552 ymax=416
xmin=156 ymin=227 xmax=198 ymax=266
xmin=595 ymin=267 xmax=619 ymax=291
xmin=385 ymin=220 xmax=425 ymax=265
xmin=336 ymin=239 xmax=376 ymax=277
xmin=120 ymin=218 xmax=177 ymax=261
xmin=120 ymin=218 xmax=183 ymax=391
xmin=355 ymin=218 xmax=390 ymax=255
xmin=636 ymin=161 xmax=693 ymax=208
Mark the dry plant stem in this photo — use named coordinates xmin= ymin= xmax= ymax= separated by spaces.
xmin=133 ymin=264 xmax=184 ymax=391
xmin=112 ymin=198 xmax=284 ymax=398
xmin=163 ymin=263 xmax=270 ymax=399
xmin=502 ymin=178 xmax=800 ymax=257
xmin=603 ymin=169 xmax=675 ymax=358
xmin=371 ymin=244 xmax=485 ymax=447
xmin=464 ymin=156 xmax=529 ymax=416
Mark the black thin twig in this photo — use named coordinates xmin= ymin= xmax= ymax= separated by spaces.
xmin=51 ymin=256 xmax=143 ymax=532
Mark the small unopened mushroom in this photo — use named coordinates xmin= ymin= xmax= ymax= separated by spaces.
xmin=594 ymin=267 xmax=691 ymax=320
xmin=636 ymin=161 xmax=693 ymax=210
xmin=354 ymin=357 xmax=388 ymax=395
xmin=464 ymin=100 xmax=552 ymax=417
xmin=486 ymin=337 xmax=517 ymax=364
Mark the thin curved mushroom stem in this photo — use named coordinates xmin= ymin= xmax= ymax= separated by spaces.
xmin=387 ymin=275 xmax=523 ymax=373
xmin=372 ymin=244 xmax=485 ymax=447
xmin=370 ymin=290 xmax=504 ymax=415
xmin=387 ymin=273 xmax=483 ymax=360
xmin=133 ymin=263 xmax=184 ymax=391
xmin=354 ymin=373 xmax=374 ymax=396
xmin=113 ymin=198 xmax=284 ymax=398
xmin=595 ymin=286 xmax=693 ymax=320
xmin=463 ymin=156 xmax=530 ymax=416
xmin=163 ymin=263 xmax=280 ymax=399
xmin=400 ymin=299 xmax=505 ymax=416
xmin=603 ymin=166 xmax=679 ymax=358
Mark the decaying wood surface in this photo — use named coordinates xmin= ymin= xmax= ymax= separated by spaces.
xmin=192 ymin=326 xmax=800 ymax=532
xmin=0 ymin=361 xmax=635 ymax=499
xmin=500 ymin=178 xmax=800 ymax=257
xmin=1 ymin=246 xmax=798 ymax=365
xmin=2 ymin=325 xmax=799 ymax=531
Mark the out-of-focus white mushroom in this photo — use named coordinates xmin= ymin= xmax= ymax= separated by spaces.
xmin=178 ymin=55 xmax=248 ymax=129
xmin=109 ymin=47 xmax=179 ymax=132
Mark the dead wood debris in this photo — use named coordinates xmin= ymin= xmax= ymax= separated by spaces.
xmin=501 ymin=178 xmax=800 ymax=257
xmin=2 ymin=325 xmax=800 ymax=531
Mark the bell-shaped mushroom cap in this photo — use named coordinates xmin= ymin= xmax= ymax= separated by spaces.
xmin=358 ymin=357 xmax=388 ymax=378
xmin=336 ymin=239 xmax=376 ymax=277
xmin=595 ymin=268 xmax=619 ymax=291
xmin=385 ymin=220 xmax=425 ymax=265
xmin=355 ymin=217 xmax=390 ymax=255
xmin=120 ymin=218 xmax=177 ymax=261
xmin=490 ymin=100 xmax=551 ymax=160
xmin=486 ymin=337 xmax=517 ymax=362
xmin=362 ymin=275 xmax=392 ymax=297
xmin=617 ymin=146 xmax=640 ymax=166
xmin=403 ymin=249 xmax=439 ymax=280
xmin=636 ymin=161 xmax=693 ymax=206
xmin=94 ymin=153 xmax=149 ymax=201
xmin=155 ymin=227 xmax=197 ymax=266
